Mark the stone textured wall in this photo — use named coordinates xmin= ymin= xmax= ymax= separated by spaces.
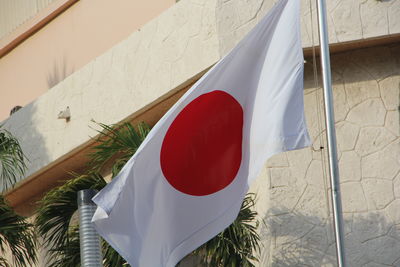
xmin=250 ymin=44 xmax=400 ymax=266
xmin=216 ymin=0 xmax=400 ymax=55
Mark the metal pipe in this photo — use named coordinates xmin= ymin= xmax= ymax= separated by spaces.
xmin=315 ymin=0 xmax=347 ymax=266
xmin=78 ymin=189 xmax=103 ymax=267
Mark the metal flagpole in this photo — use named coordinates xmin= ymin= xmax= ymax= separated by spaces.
xmin=315 ymin=0 xmax=347 ymax=266
xmin=78 ymin=189 xmax=103 ymax=267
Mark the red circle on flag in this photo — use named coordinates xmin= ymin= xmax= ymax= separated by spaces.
xmin=160 ymin=90 xmax=243 ymax=196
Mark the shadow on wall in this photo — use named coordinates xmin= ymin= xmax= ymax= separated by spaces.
xmin=2 ymin=102 xmax=50 ymax=190
xmin=303 ymin=43 xmax=400 ymax=140
xmin=395 ymin=45 xmax=400 ymax=137
xmin=335 ymin=45 xmax=398 ymax=84
xmin=304 ymin=44 xmax=400 ymax=90
xmin=2 ymin=57 xmax=76 ymax=208
xmin=4 ymin=56 xmax=75 ymax=189
xmin=260 ymin=207 xmax=400 ymax=266
xmin=47 ymin=57 xmax=74 ymax=89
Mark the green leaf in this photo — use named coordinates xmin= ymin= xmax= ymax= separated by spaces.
xmin=192 ymin=193 xmax=261 ymax=267
xmin=0 ymin=195 xmax=36 ymax=267
xmin=35 ymin=173 xmax=106 ymax=266
xmin=89 ymin=121 xmax=150 ymax=177
xmin=35 ymin=121 xmax=149 ymax=267
xmin=0 ymin=127 xmax=27 ymax=191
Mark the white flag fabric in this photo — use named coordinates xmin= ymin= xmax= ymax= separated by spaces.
xmin=92 ymin=0 xmax=310 ymax=265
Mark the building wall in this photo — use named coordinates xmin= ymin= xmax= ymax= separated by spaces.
xmin=251 ymin=44 xmax=400 ymax=267
xmin=0 ymin=0 xmax=175 ymax=121
xmin=1 ymin=0 xmax=400 ymax=265
xmin=3 ymin=0 xmax=400 ymax=192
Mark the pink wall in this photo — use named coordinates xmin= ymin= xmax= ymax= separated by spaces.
xmin=0 ymin=0 xmax=175 ymax=121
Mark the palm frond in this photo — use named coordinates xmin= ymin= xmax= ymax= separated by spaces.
xmin=102 ymin=240 xmax=129 ymax=267
xmin=0 ymin=128 xmax=27 ymax=191
xmin=46 ymin=226 xmax=81 ymax=267
xmin=0 ymin=256 xmax=10 ymax=267
xmin=0 ymin=195 xmax=36 ymax=267
xmin=35 ymin=172 xmax=106 ymax=265
xmin=194 ymin=193 xmax=261 ymax=267
xmin=35 ymin=121 xmax=151 ymax=267
xmin=89 ymin=121 xmax=150 ymax=177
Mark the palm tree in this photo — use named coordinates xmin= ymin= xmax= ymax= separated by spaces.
xmin=0 ymin=196 xmax=37 ymax=267
xmin=36 ymin=173 xmax=106 ymax=267
xmin=35 ymin=122 xmax=261 ymax=266
xmin=0 ymin=127 xmax=37 ymax=266
xmin=0 ymin=128 xmax=26 ymax=191
xmin=36 ymin=122 xmax=148 ymax=267
xmin=192 ymin=193 xmax=260 ymax=267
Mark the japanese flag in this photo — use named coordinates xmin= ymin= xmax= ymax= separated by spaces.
xmin=92 ymin=0 xmax=310 ymax=266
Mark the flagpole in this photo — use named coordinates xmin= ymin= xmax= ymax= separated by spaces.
xmin=315 ymin=0 xmax=347 ymax=266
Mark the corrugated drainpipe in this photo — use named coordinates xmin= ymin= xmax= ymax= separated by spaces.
xmin=78 ymin=189 xmax=103 ymax=267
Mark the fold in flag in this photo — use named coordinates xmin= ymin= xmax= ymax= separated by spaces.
xmin=92 ymin=0 xmax=310 ymax=265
